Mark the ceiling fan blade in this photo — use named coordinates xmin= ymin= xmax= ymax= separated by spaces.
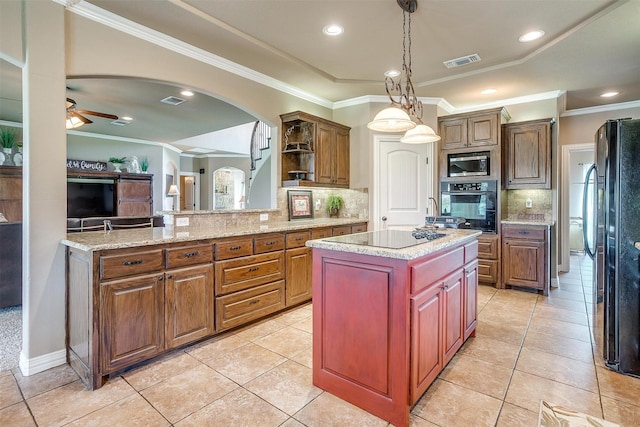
xmin=72 ymin=112 xmax=93 ymax=124
xmin=66 ymin=97 xmax=77 ymax=110
xmin=76 ymin=109 xmax=118 ymax=120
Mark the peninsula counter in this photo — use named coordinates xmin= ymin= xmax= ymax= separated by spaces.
xmin=307 ymin=228 xmax=481 ymax=427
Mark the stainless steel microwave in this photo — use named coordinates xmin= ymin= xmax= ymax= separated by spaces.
xmin=447 ymin=151 xmax=490 ymax=177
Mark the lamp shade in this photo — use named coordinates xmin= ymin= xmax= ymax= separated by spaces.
xmin=167 ymin=184 xmax=180 ymax=196
xmin=66 ymin=116 xmax=84 ymax=129
xmin=400 ymin=124 xmax=441 ymax=144
xmin=367 ymin=107 xmax=416 ymax=132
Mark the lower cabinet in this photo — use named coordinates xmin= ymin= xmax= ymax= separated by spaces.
xmin=477 ymin=234 xmax=500 ymax=285
xmin=502 ymin=224 xmax=548 ymax=295
xmin=165 ymin=264 xmax=214 ymax=349
xmin=285 ymin=247 xmax=312 ymax=306
xmin=463 ymin=260 xmax=479 ymax=340
xmin=216 ymin=281 xmax=286 ymax=330
xmin=100 ymin=273 xmax=165 ymax=373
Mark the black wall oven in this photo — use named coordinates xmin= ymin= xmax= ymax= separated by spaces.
xmin=440 ymin=180 xmax=497 ymax=232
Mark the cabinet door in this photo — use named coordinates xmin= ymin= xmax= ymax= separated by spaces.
xmin=502 ymin=238 xmax=546 ymax=290
xmin=439 ymin=118 xmax=467 ymax=150
xmin=0 ymin=167 xmax=22 ymax=222
xmin=315 ymin=124 xmax=334 ymax=185
xmin=334 ymin=127 xmax=350 ymax=187
xmin=116 ymin=178 xmax=152 ymax=216
xmin=468 ymin=113 xmax=499 ymax=146
xmin=285 ymin=247 xmax=312 ymax=306
xmin=165 ymin=264 xmax=214 ymax=349
xmin=411 ymin=283 xmax=443 ymax=400
xmin=503 ymin=121 xmax=550 ymax=188
xmin=100 ymin=273 xmax=164 ymax=373
xmin=442 ymin=270 xmax=464 ymax=364
xmin=463 ymin=260 xmax=478 ymax=340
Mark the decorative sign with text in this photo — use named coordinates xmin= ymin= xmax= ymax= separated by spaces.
xmin=66 ymin=159 xmax=108 ymax=172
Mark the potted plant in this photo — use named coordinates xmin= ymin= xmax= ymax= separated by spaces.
xmin=140 ymin=157 xmax=149 ymax=172
xmin=327 ymin=195 xmax=344 ymax=218
xmin=0 ymin=127 xmax=17 ymax=166
xmin=108 ymin=156 xmax=127 ymax=173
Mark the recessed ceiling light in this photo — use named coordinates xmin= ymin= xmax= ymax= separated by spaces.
xmin=180 ymin=90 xmax=194 ymax=97
xmin=121 ymin=116 xmax=133 ymax=121
xmin=519 ymin=30 xmax=545 ymax=42
xmin=481 ymin=88 xmax=497 ymax=95
xmin=600 ymin=91 xmax=619 ymax=98
xmin=323 ymin=24 xmax=343 ymax=36
xmin=385 ymin=69 xmax=401 ymax=78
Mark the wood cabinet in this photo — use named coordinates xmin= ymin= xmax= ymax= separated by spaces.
xmin=477 ymin=234 xmax=500 ymax=285
xmin=502 ymin=224 xmax=549 ymax=295
xmin=280 ymin=111 xmax=350 ymax=188
xmin=503 ymin=118 xmax=552 ymax=189
xmin=312 ymin=235 xmax=478 ymax=427
xmin=439 ymin=108 xmax=506 ymax=150
xmin=100 ymin=272 xmax=165 ymax=373
xmin=0 ymin=166 xmax=22 ymax=222
xmin=66 ymin=220 xmax=368 ymax=389
xmin=116 ymin=175 xmax=153 ymax=216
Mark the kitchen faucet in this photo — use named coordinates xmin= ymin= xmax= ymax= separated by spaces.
xmin=427 ymin=197 xmax=439 ymax=228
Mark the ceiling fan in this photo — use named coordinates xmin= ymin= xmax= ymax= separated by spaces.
xmin=66 ymin=97 xmax=118 ymax=129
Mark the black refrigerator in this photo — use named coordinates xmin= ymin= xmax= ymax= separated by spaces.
xmin=583 ymin=118 xmax=640 ymax=377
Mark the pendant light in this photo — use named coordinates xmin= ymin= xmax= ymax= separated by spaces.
xmin=367 ymin=0 xmax=440 ymax=144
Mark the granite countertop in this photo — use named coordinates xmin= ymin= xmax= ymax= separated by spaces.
xmin=306 ymin=228 xmax=481 ymax=260
xmin=62 ymin=218 xmax=367 ymax=251
xmin=501 ymin=219 xmax=555 ymax=227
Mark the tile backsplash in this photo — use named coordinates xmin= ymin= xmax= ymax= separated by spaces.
xmin=504 ymin=189 xmax=553 ymax=220
xmin=274 ymin=187 xmax=369 ymax=221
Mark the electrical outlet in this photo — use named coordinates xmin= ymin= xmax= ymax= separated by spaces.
xmin=525 ymin=198 xmax=533 ymax=208
xmin=175 ymin=217 xmax=189 ymax=227
xmin=259 ymin=213 xmax=269 ymax=221
xmin=315 ymin=200 xmax=321 ymax=211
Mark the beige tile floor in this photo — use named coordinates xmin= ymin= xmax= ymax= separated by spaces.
xmin=2 ymin=255 xmax=640 ymax=426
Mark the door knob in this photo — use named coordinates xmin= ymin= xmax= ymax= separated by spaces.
xmin=382 ymin=216 xmax=387 ymax=221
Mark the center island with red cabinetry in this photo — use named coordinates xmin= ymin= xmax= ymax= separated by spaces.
xmin=307 ymin=228 xmax=481 ymax=427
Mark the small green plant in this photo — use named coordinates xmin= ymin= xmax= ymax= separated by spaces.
xmin=0 ymin=127 xmax=17 ymax=149
xmin=140 ymin=157 xmax=149 ymax=172
xmin=108 ymin=156 xmax=126 ymax=164
xmin=327 ymin=195 xmax=344 ymax=216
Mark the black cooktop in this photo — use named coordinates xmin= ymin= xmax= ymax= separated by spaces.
xmin=323 ymin=229 xmax=445 ymax=249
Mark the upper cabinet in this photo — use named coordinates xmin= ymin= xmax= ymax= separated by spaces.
xmin=439 ymin=108 xmax=509 ymax=150
xmin=280 ymin=111 xmax=350 ymax=188
xmin=502 ymin=118 xmax=552 ymax=189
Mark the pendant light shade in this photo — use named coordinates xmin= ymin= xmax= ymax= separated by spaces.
xmin=400 ymin=124 xmax=441 ymax=144
xmin=367 ymin=106 xmax=416 ymax=132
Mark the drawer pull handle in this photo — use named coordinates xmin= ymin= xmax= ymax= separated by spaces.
xmin=123 ymin=259 xmax=143 ymax=266
xmin=295 ymin=237 xmax=304 ymax=241
xmin=183 ymin=251 xmax=199 ymax=258
xmin=265 ymin=241 xmax=275 ymax=246
xmin=249 ymin=299 xmax=260 ymax=305
xmin=519 ymin=231 xmax=530 ymax=235
xmin=248 ymin=267 xmax=260 ymax=272
xmin=230 ymin=245 xmax=242 ymax=251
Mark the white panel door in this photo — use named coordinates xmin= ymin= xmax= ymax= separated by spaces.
xmin=373 ymin=136 xmax=434 ymax=230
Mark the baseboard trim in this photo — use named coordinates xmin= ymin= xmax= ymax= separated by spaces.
xmin=19 ymin=349 xmax=66 ymax=376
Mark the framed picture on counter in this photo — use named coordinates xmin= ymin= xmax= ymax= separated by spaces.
xmin=288 ymin=190 xmax=313 ymax=220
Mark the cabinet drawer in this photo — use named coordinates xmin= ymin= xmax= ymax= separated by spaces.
xmin=311 ymin=227 xmax=332 ymax=240
xmin=478 ymin=259 xmax=499 ymax=284
xmin=351 ymin=223 xmax=367 ymax=233
xmin=411 ymin=246 xmax=464 ymax=293
xmin=216 ymin=280 xmax=286 ymax=331
xmin=286 ymin=231 xmax=310 ymax=249
xmin=165 ymin=244 xmax=213 ymax=269
xmin=254 ymin=234 xmax=285 ymax=254
xmin=477 ymin=235 xmax=499 ymax=259
xmin=215 ymin=238 xmax=254 ymax=260
xmin=332 ymin=226 xmax=351 ymax=236
xmin=502 ymin=226 xmax=546 ymax=240
xmin=100 ymin=249 xmax=164 ymax=281
xmin=215 ymin=252 xmax=285 ymax=295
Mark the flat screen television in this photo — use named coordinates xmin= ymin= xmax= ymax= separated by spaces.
xmin=67 ymin=179 xmax=115 ymax=218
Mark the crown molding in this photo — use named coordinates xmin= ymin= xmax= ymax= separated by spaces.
xmin=67 ymin=129 xmax=182 ymax=154
xmin=61 ymin=1 xmax=334 ymax=109
xmin=561 ymin=99 xmax=640 ymax=117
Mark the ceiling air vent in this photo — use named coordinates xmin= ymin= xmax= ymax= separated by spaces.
xmin=443 ymin=53 xmax=482 ymax=69
xmin=161 ymin=96 xmax=186 ymax=106
xmin=110 ymin=119 xmax=130 ymax=126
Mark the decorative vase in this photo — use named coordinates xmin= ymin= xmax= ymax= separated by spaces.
xmin=330 ymin=207 xmax=339 ymax=218
xmin=112 ymin=162 xmax=122 ymax=173
xmin=1 ymin=147 xmax=14 ymax=166
xmin=13 ymin=147 xmax=23 ymax=167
